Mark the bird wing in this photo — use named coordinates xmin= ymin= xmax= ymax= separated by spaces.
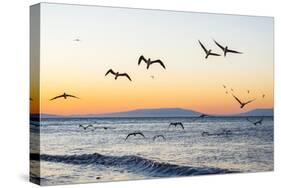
xmin=150 ymin=60 xmax=166 ymax=69
xmin=246 ymin=118 xmax=255 ymax=124
xmin=86 ymin=125 xmax=93 ymax=128
xmin=227 ymin=49 xmax=242 ymax=54
xmin=65 ymin=94 xmax=79 ymax=99
xmin=118 ymin=73 xmax=132 ymax=81
xmin=258 ymin=117 xmax=264 ymax=124
xmin=213 ymin=40 xmax=225 ymax=51
xmin=50 ymin=94 xmax=64 ymax=101
xmin=179 ymin=123 xmax=184 ymax=130
xmin=137 ymin=132 xmax=145 ymax=138
xmin=244 ymin=98 xmax=256 ymax=105
xmin=105 ymin=69 xmax=116 ymax=76
xmin=125 ymin=133 xmax=132 ymax=140
xmin=198 ymin=40 xmax=208 ymax=54
xmin=138 ymin=55 xmax=147 ymax=65
xmin=209 ymin=52 xmax=221 ymax=56
xmin=232 ymin=94 xmax=243 ymax=105
xmin=169 ymin=123 xmax=175 ymax=128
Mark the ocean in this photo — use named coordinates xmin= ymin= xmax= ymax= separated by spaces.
xmin=30 ymin=116 xmax=274 ymax=185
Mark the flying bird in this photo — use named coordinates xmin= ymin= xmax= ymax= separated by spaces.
xmin=262 ymin=94 xmax=266 ymax=98
xmin=201 ymin=131 xmax=210 ymax=137
xmin=125 ymin=132 xmax=146 ymax=140
xmin=222 ymin=85 xmax=227 ymax=89
xmin=50 ymin=92 xmax=79 ymax=101
xmin=247 ymin=117 xmax=264 ymax=126
xmin=198 ymin=40 xmax=220 ymax=59
xmin=217 ymin=129 xmax=232 ymax=136
xmin=232 ymin=94 xmax=255 ymax=108
xmin=193 ymin=114 xmax=209 ymax=121
xmin=168 ymin=122 xmax=184 ymax=130
xmin=201 ymin=131 xmax=218 ymax=136
xmin=138 ymin=55 xmax=166 ymax=69
xmin=152 ymin=135 xmax=166 ymax=141
xmin=213 ymin=39 xmax=242 ymax=57
xmin=93 ymin=126 xmax=114 ymax=130
xmin=105 ymin=69 xmax=132 ymax=81
xmin=79 ymin=124 xmax=93 ymax=130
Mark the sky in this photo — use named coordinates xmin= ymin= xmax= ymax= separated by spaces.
xmin=30 ymin=3 xmax=274 ymax=115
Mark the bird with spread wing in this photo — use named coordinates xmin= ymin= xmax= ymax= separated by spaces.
xmin=168 ymin=122 xmax=184 ymax=130
xmin=50 ymin=92 xmax=79 ymax=101
xmin=125 ymin=132 xmax=146 ymax=141
xmin=247 ymin=117 xmax=264 ymax=126
xmin=198 ymin=40 xmax=221 ymax=59
xmin=105 ymin=69 xmax=132 ymax=81
xmin=232 ymin=94 xmax=255 ymax=108
xmin=138 ymin=55 xmax=166 ymax=69
xmin=79 ymin=124 xmax=93 ymax=130
xmin=213 ymin=39 xmax=242 ymax=57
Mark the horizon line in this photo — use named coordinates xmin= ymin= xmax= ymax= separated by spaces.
xmin=30 ymin=107 xmax=274 ymax=117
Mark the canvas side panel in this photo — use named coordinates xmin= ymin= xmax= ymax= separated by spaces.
xmin=30 ymin=3 xmax=41 ymax=185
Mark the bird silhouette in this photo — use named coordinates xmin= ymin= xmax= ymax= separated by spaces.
xmin=201 ymin=131 xmax=217 ymax=136
xmin=50 ymin=93 xmax=79 ymax=101
xmin=152 ymin=134 xmax=166 ymax=141
xmin=202 ymin=129 xmax=232 ymax=137
xmin=213 ymin=40 xmax=242 ymax=57
xmin=168 ymin=122 xmax=184 ymax=129
xmin=138 ymin=55 xmax=166 ymax=69
xmin=125 ymin=132 xmax=146 ymax=140
xmin=222 ymin=85 xmax=227 ymax=89
xmin=105 ymin=69 xmax=132 ymax=81
xmin=247 ymin=117 xmax=264 ymax=125
xmin=198 ymin=40 xmax=220 ymax=59
xmin=217 ymin=129 xmax=232 ymax=136
xmin=93 ymin=126 xmax=114 ymax=130
xmin=232 ymin=94 xmax=255 ymax=108
xmin=201 ymin=131 xmax=210 ymax=136
xmin=79 ymin=124 xmax=93 ymax=130
xmin=193 ymin=114 xmax=209 ymax=121
xmin=262 ymin=94 xmax=266 ymax=98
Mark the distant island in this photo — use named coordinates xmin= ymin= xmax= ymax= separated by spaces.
xmin=34 ymin=108 xmax=273 ymax=118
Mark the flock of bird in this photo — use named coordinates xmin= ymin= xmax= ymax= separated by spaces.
xmin=77 ymin=114 xmax=209 ymax=142
xmin=30 ymin=38 xmax=267 ymax=144
xmin=221 ymin=84 xmax=266 ymax=109
xmin=198 ymin=39 xmax=242 ymax=59
xmin=31 ymin=54 xmax=166 ymax=103
xmin=104 ymin=55 xmax=166 ymax=82
xmin=76 ymin=111 xmax=264 ymax=143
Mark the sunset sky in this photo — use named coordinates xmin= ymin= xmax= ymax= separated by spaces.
xmin=31 ymin=3 xmax=274 ymax=115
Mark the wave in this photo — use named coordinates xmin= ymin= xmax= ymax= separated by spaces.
xmin=30 ymin=153 xmax=237 ymax=177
